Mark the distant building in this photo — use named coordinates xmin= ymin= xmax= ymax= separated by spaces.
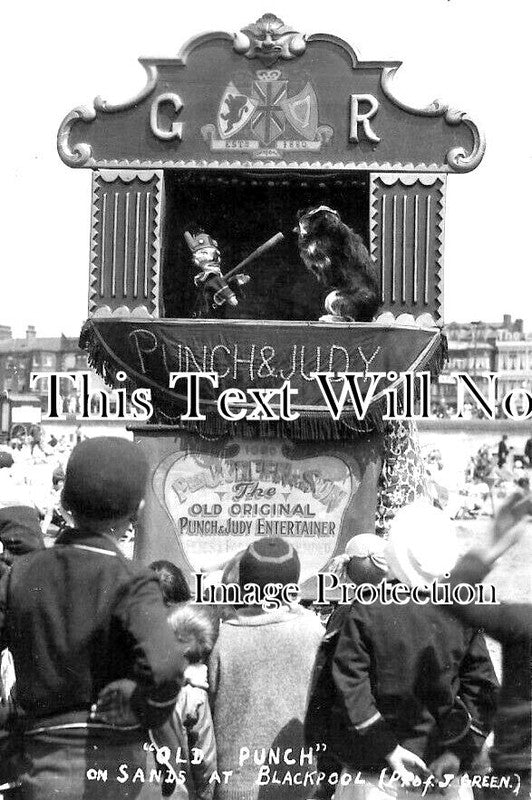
xmin=494 ymin=333 xmax=532 ymax=398
xmin=0 ymin=326 xmax=104 ymax=413
xmin=435 ymin=315 xmax=531 ymax=412
xmin=445 ymin=314 xmax=524 ymax=342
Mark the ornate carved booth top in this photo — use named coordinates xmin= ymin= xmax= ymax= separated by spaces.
xmin=58 ymin=12 xmax=483 ymax=174
xmin=59 ymin=13 xmax=483 ymax=434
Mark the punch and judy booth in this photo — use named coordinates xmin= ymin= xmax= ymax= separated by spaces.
xmin=58 ymin=13 xmax=484 ymax=592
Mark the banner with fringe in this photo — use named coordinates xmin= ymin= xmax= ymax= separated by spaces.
xmin=80 ymin=318 xmax=446 ymax=440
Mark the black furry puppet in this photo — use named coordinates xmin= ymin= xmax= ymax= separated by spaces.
xmin=296 ymin=205 xmax=381 ymax=322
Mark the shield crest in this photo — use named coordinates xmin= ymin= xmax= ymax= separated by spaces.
xmin=281 ymin=82 xmax=318 ymax=140
xmin=217 ymin=82 xmax=257 ymax=139
xmin=250 ymin=77 xmax=288 ymax=145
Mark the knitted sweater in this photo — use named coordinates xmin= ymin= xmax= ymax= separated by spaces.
xmin=208 ymin=604 xmax=324 ymax=800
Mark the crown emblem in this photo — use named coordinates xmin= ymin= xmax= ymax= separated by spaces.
xmin=256 ymin=69 xmax=282 ymax=82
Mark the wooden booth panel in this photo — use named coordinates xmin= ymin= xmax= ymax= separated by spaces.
xmin=89 ymin=170 xmax=163 ymax=316
xmin=369 ymin=173 xmax=446 ymax=323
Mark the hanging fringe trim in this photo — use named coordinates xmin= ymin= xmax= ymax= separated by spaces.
xmin=79 ymin=320 xmax=448 ymax=442
xmin=79 ymin=322 xmax=122 ymax=388
xmin=152 ymin=401 xmax=381 ymax=442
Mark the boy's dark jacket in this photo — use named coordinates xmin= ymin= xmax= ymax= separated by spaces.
xmin=305 ymin=590 xmax=499 ymax=771
xmin=0 ymin=527 xmax=184 ymax=727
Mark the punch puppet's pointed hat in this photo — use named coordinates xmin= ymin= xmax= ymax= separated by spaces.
xmin=184 ymin=231 xmax=219 ymax=253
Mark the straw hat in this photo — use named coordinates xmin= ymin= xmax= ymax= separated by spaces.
xmin=385 ymin=500 xmax=459 ymax=587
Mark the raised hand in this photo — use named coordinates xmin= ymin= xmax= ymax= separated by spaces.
xmin=485 ymin=492 xmax=532 ymax=564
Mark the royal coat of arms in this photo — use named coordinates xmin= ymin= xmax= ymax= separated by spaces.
xmin=202 ymin=69 xmax=333 ymax=157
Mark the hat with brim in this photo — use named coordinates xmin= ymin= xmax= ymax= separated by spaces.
xmin=344 ymin=533 xmax=388 ymax=583
xmin=385 ymin=500 xmax=459 ymax=587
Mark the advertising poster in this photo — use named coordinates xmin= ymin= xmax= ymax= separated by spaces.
xmin=0 ymin=2 xmax=530 ymax=799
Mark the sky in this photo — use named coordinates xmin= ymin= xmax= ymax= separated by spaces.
xmin=1 ymin=0 xmax=530 ymax=338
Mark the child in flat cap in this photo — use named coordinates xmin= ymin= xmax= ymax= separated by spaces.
xmin=0 ymin=436 xmax=186 ymax=800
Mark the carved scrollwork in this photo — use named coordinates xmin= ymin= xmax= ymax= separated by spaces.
xmin=58 ymin=64 xmax=159 ymax=168
xmin=93 ymin=64 xmax=158 ymax=113
xmin=233 ymin=13 xmax=306 ymax=63
xmin=380 ymin=67 xmax=485 ymax=173
xmin=57 ymin=105 xmax=96 ymax=166
xmin=443 ymin=111 xmax=486 ymax=173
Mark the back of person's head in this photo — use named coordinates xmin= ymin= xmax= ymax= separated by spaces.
xmin=344 ymin=534 xmax=388 ymax=584
xmin=61 ymin=437 xmax=148 ymax=521
xmin=52 ymin=464 xmax=65 ymax=488
xmin=385 ymin=500 xmax=459 ymax=587
xmin=167 ymin=604 xmax=214 ymax=664
xmin=0 ymin=505 xmax=45 ymax=557
xmin=0 ymin=451 xmax=14 ymax=470
xmin=239 ymin=536 xmax=300 ymax=590
xmin=149 ymin=559 xmax=191 ymax=605
xmin=0 ymin=457 xmax=45 ymax=555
